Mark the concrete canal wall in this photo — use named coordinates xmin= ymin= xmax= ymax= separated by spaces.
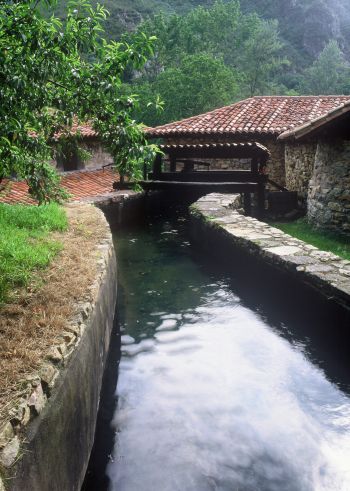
xmin=1 ymin=206 xmax=117 ymax=491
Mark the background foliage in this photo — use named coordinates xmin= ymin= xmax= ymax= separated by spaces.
xmin=53 ymin=0 xmax=350 ymax=126
xmin=2 ymin=0 xmax=350 ymax=200
xmin=0 ymin=0 xmax=158 ymax=202
xmin=117 ymin=0 xmax=350 ymax=125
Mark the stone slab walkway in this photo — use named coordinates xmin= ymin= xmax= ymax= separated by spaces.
xmin=191 ymin=193 xmax=350 ymax=311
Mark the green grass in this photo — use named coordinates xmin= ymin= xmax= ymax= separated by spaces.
xmin=273 ymin=218 xmax=350 ymax=261
xmin=0 ymin=203 xmax=68 ymax=304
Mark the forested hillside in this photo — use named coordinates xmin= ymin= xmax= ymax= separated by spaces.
xmin=55 ymin=0 xmax=350 ymax=61
xmin=53 ymin=0 xmax=350 ymax=125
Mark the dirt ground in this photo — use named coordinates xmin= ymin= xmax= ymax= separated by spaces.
xmin=0 ymin=204 xmax=109 ymax=424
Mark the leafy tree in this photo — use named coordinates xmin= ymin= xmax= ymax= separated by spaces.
xmin=299 ymin=40 xmax=350 ymax=94
xmin=128 ymin=1 xmax=288 ymax=125
xmin=235 ymin=17 xmax=289 ymax=97
xmin=131 ymin=54 xmax=238 ymax=125
xmin=0 ymin=0 xmax=157 ymax=203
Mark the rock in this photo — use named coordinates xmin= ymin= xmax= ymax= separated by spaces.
xmin=28 ymin=384 xmax=46 ymax=416
xmin=305 ymin=264 xmax=335 ymax=274
xmin=25 ymin=374 xmax=41 ymax=387
xmin=81 ymin=302 xmax=92 ymax=320
xmin=47 ymin=347 xmax=62 ymax=364
xmin=10 ymin=402 xmax=30 ymax=428
xmin=283 ymin=255 xmax=316 ymax=266
xmin=58 ymin=343 xmax=68 ymax=357
xmin=40 ymin=364 xmax=59 ymax=388
xmin=0 ymin=423 xmax=14 ymax=449
xmin=0 ymin=477 xmax=6 ymax=491
xmin=20 ymin=405 xmax=31 ymax=427
xmin=265 ymin=245 xmax=302 ymax=256
xmin=0 ymin=436 xmax=20 ymax=468
xmin=62 ymin=331 xmax=76 ymax=345
xmin=65 ymin=323 xmax=81 ymax=336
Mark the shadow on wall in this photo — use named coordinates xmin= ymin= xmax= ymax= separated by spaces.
xmin=55 ymin=140 xmax=113 ymax=172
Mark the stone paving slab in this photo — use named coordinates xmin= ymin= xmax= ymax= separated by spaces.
xmin=191 ymin=193 xmax=350 ymax=311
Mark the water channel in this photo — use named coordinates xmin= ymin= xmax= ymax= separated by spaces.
xmin=84 ymin=207 xmax=350 ymax=491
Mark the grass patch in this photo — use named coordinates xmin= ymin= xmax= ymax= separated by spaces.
xmin=273 ymin=218 xmax=350 ymax=260
xmin=0 ymin=203 xmax=68 ymax=304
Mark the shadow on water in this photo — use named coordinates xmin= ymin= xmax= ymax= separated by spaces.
xmin=83 ymin=203 xmax=350 ymax=491
xmin=81 ymin=316 xmax=121 ymax=490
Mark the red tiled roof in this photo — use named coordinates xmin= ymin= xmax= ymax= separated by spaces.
xmin=278 ymin=99 xmax=350 ymax=141
xmin=0 ymin=169 xmax=119 ymax=205
xmin=54 ymin=122 xmax=97 ymax=140
xmin=146 ymin=96 xmax=350 ymax=138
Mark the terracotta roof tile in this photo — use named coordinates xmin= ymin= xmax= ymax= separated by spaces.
xmin=146 ymin=96 xmax=350 ymax=138
xmin=279 ymin=99 xmax=350 ymax=141
xmin=54 ymin=122 xmax=97 ymax=140
xmin=0 ymin=169 xmax=118 ymax=205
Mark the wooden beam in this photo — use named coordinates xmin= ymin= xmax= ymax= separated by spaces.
xmin=153 ymin=153 xmax=162 ymax=178
xmin=170 ymin=155 xmax=176 ymax=172
xmin=244 ymin=192 xmax=252 ymax=215
xmin=162 ymin=143 xmax=269 ymax=160
xmin=251 ymin=157 xmax=258 ymax=174
xmin=140 ymin=180 xmax=259 ymax=193
xmin=148 ymin=170 xmax=259 ymax=183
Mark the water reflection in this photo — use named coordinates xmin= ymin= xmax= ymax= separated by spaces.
xmin=100 ymin=213 xmax=350 ymax=491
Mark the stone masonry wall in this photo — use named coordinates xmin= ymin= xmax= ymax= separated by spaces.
xmin=308 ymin=140 xmax=350 ymax=235
xmin=190 ymin=193 xmax=350 ymax=311
xmin=164 ymin=136 xmax=286 ymax=187
xmin=285 ymin=142 xmax=317 ymax=204
xmin=82 ymin=141 xmax=113 ymax=170
xmin=54 ymin=140 xmax=113 ymax=172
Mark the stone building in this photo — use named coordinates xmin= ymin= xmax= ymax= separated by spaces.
xmin=146 ymin=95 xmax=350 ymax=200
xmin=53 ymin=123 xmax=113 ymax=172
xmin=279 ymin=101 xmax=350 ymax=235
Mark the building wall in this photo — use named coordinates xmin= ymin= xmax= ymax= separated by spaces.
xmin=285 ymin=141 xmax=317 ymax=205
xmin=307 ymin=139 xmax=350 ymax=235
xmin=164 ymin=135 xmax=286 ymax=186
xmin=54 ymin=140 xmax=113 ymax=172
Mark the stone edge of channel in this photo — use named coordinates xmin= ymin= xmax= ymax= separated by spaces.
xmin=0 ymin=204 xmax=117 ymax=491
xmin=190 ymin=193 xmax=350 ymax=310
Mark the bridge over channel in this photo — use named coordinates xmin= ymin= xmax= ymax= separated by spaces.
xmin=140 ymin=142 xmax=270 ymax=215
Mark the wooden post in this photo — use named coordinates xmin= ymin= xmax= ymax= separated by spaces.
xmin=257 ymin=177 xmax=265 ymax=217
xmin=251 ymin=157 xmax=258 ymax=175
xmin=244 ymin=192 xmax=252 ymax=216
xmin=183 ymin=161 xmax=194 ymax=172
xmin=170 ymin=155 xmax=176 ymax=172
xmin=153 ymin=153 xmax=162 ymax=179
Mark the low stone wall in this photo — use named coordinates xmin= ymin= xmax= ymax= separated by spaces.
xmin=0 ymin=207 xmax=117 ymax=491
xmin=308 ymin=140 xmax=350 ymax=235
xmin=285 ymin=141 xmax=317 ymax=204
xmin=190 ymin=193 xmax=350 ymax=311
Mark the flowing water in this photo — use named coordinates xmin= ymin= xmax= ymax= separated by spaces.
xmin=84 ymin=209 xmax=350 ymax=491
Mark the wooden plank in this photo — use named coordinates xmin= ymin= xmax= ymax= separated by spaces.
xmin=153 ymin=154 xmax=162 ymax=178
xmin=140 ymin=180 xmax=259 ymax=193
xmin=170 ymin=156 xmax=176 ymax=172
xmin=148 ymin=171 xmax=261 ymax=183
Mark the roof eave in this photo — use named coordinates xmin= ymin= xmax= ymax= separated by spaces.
xmin=279 ymin=101 xmax=350 ymax=142
xmin=145 ymin=129 xmax=279 ymax=139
